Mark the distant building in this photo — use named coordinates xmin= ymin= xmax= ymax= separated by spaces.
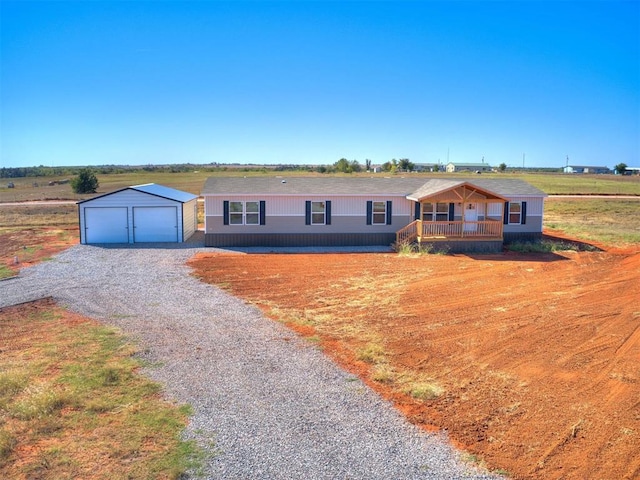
xmin=413 ymin=163 xmax=442 ymax=172
xmin=446 ymin=162 xmax=491 ymax=173
xmin=622 ymin=167 xmax=640 ymax=175
xmin=563 ymin=165 xmax=610 ymax=174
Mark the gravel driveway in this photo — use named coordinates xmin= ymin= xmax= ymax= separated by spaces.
xmin=0 ymin=239 xmax=500 ymax=479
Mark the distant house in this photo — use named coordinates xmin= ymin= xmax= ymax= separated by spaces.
xmin=413 ymin=163 xmax=443 ymax=172
xmin=621 ymin=167 xmax=640 ymax=176
xmin=563 ymin=165 xmax=610 ymax=174
xmin=446 ymin=162 xmax=491 ymax=173
xmin=202 ymin=177 xmax=547 ymax=252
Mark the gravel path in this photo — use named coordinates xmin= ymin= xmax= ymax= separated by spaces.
xmin=0 ymin=239 xmax=500 ymax=479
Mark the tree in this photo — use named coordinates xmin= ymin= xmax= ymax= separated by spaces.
xmin=333 ymin=158 xmax=362 ymax=173
xmin=365 ymin=159 xmax=372 ymax=171
xmin=398 ymin=158 xmax=414 ymax=172
xmin=71 ymin=168 xmax=99 ymax=194
xmin=615 ymin=163 xmax=627 ymax=175
xmin=498 ymin=163 xmax=507 ymax=172
xmin=334 ymin=158 xmax=351 ymax=173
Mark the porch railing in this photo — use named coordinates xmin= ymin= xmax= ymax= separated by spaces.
xmin=396 ymin=221 xmax=418 ymax=244
xmin=421 ymin=220 xmax=503 ymax=238
xmin=396 ymin=219 xmax=503 ymax=244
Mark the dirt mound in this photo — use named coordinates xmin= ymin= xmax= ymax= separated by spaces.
xmin=189 ymin=249 xmax=640 ymax=480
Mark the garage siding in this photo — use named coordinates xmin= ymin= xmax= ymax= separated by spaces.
xmin=182 ymin=199 xmax=198 ymax=241
xmin=79 ymin=188 xmax=195 ymax=244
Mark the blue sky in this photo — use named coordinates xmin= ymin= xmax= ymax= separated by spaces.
xmin=1 ymin=1 xmax=639 ymax=169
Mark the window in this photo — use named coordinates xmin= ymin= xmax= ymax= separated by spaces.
xmin=229 ymin=202 xmax=244 ymax=225
xmin=508 ymin=202 xmax=521 ymax=224
xmin=372 ymin=201 xmax=386 ymax=224
xmin=223 ymin=201 xmax=265 ymax=225
xmin=504 ymin=201 xmax=527 ymax=225
xmin=311 ymin=201 xmax=326 ymax=225
xmin=422 ymin=202 xmax=449 ymax=222
xmin=367 ymin=200 xmax=392 ymax=225
xmin=305 ymin=200 xmax=332 ymax=225
xmin=245 ymin=201 xmax=259 ymax=225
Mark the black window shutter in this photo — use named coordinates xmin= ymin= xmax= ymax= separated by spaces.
xmin=521 ymin=201 xmax=527 ymax=225
xmin=414 ymin=202 xmax=421 ymax=220
xmin=448 ymin=203 xmax=455 ymax=221
xmin=223 ymin=201 xmax=230 ymax=225
xmin=366 ymin=201 xmax=373 ymax=225
xmin=259 ymin=200 xmax=266 ymax=225
xmin=503 ymin=202 xmax=510 ymax=225
xmin=305 ymin=201 xmax=311 ymax=225
xmin=326 ymin=201 xmax=332 ymax=225
xmin=386 ymin=201 xmax=393 ymax=225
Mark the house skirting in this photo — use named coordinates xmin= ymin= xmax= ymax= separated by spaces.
xmin=205 ymin=231 xmax=543 ymax=251
xmin=503 ymin=232 xmax=543 ymax=243
xmin=205 ymin=232 xmax=397 ymax=248
xmin=418 ymin=238 xmax=504 ymax=253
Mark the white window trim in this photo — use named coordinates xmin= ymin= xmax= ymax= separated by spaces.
xmin=311 ymin=201 xmax=326 ymax=225
xmin=372 ymin=201 xmax=387 ymax=225
xmin=229 ymin=201 xmax=260 ymax=225
xmin=508 ymin=201 xmax=522 ymax=225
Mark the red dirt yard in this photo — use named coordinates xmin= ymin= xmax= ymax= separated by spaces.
xmin=189 ymin=246 xmax=640 ymax=480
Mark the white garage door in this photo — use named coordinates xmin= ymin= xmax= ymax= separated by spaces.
xmin=84 ymin=207 xmax=129 ymax=243
xmin=133 ymin=206 xmax=178 ymax=242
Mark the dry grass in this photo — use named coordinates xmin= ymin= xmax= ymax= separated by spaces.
xmin=0 ymin=300 xmax=202 ymax=479
xmin=0 ymin=205 xmax=78 ymax=228
xmin=544 ymin=198 xmax=640 ymax=245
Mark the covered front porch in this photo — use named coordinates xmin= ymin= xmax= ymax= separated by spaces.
xmin=397 ymin=218 xmax=503 ymax=243
xmin=396 ymin=180 xmax=506 ymax=248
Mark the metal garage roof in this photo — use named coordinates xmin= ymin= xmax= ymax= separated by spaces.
xmin=77 ymin=183 xmax=198 ymax=204
xmin=131 ymin=183 xmax=198 ymax=203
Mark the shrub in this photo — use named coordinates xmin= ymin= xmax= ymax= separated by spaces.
xmin=392 ymin=240 xmax=448 ymax=256
xmin=406 ymin=382 xmax=443 ymax=400
xmin=71 ymin=169 xmax=99 ymax=194
xmin=506 ymin=239 xmax=598 ymax=253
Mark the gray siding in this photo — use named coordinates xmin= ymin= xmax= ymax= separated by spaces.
xmin=205 ymin=195 xmax=414 ymax=217
xmin=206 ymin=214 xmax=414 ymax=235
xmin=205 ymin=232 xmax=397 ymax=248
xmin=503 ymin=215 xmax=543 ymax=235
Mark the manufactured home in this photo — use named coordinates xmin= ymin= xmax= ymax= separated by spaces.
xmin=78 ymin=183 xmax=198 ymax=244
xmin=445 ymin=162 xmax=492 ymax=173
xmin=202 ymin=177 xmax=546 ymax=252
xmin=563 ymin=165 xmax=610 ymax=174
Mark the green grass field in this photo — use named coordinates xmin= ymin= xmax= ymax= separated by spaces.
xmin=1 ymin=170 xmax=639 ymax=247
xmin=1 ymin=170 xmax=638 ymax=203
xmin=545 ymin=197 xmax=640 ymax=245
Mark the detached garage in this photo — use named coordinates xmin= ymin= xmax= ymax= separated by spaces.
xmin=78 ymin=183 xmax=198 ymax=244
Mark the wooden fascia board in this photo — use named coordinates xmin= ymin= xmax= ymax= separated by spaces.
xmin=407 ymin=182 xmax=507 ymax=203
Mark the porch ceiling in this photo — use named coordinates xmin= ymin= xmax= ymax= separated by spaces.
xmin=406 ymin=180 xmax=507 ymax=203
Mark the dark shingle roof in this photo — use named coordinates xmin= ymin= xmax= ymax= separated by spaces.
xmin=202 ymin=176 xmax=546 ymax=197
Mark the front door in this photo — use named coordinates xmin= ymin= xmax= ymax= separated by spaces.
xmin=464 ymin=203 xmax=477 ymax=231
